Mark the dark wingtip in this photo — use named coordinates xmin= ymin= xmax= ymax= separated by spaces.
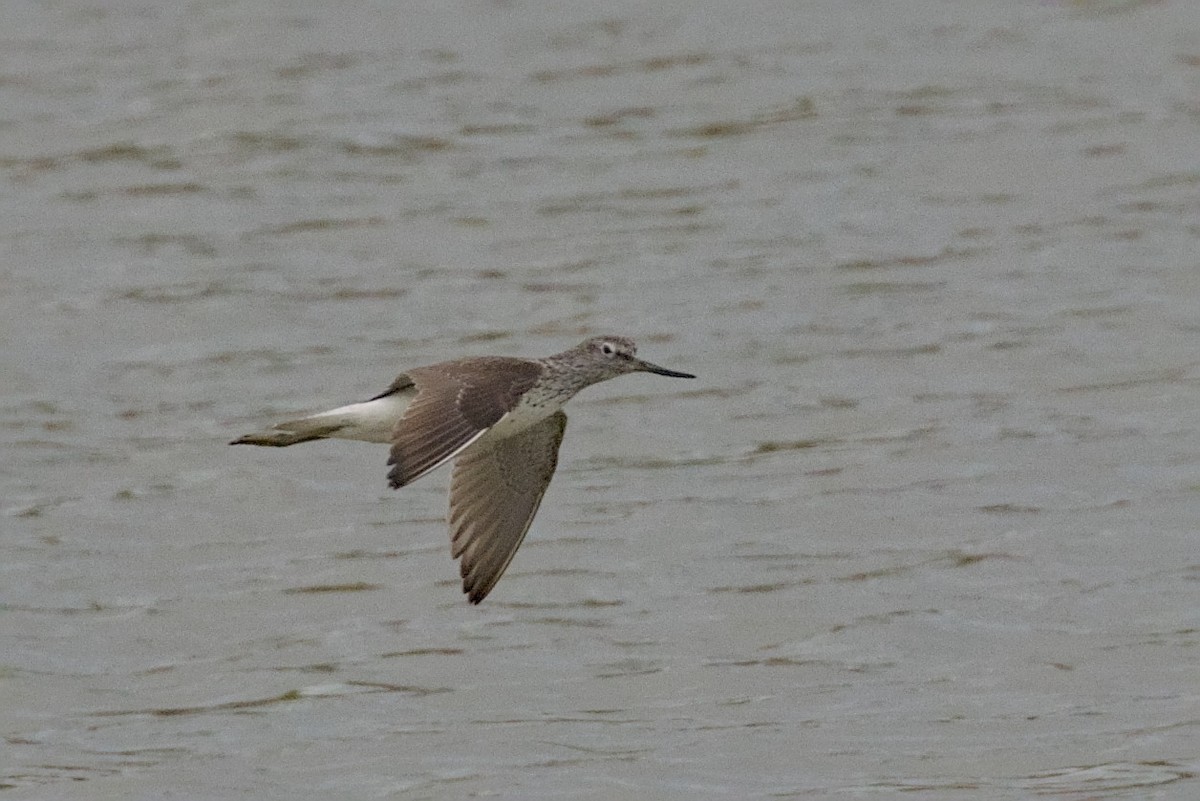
xmin=464 ymin=579 xmax=488 ymax=604
xmin=386 ymin=462 xmax=408 ymax=490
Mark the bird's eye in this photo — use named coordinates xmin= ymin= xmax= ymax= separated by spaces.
xmin=600 ymin=342 xmax=616 ymax=356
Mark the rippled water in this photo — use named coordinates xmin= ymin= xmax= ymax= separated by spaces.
xmin=3 ymin=1 xmax=1198 ymax=798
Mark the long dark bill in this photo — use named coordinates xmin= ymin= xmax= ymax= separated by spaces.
xmin=636 ymin=360 xmax=696 ymax=379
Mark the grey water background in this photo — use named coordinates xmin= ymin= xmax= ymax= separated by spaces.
xmin=3 ymin=0 xmax=1199 ymax=798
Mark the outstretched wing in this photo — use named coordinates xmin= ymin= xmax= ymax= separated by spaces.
xmin=448 ymin=410 xmax=567 ymax=603
xmin=386 ymin=357 xmax=544 ymax=489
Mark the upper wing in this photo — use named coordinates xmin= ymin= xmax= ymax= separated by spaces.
xmin=448 ymin=410 xmax=567 ymax=603
xmin=386 ymin=357 xmax=544 ymax=489
xmin=367 ymin=373 xmax=415 ymax=402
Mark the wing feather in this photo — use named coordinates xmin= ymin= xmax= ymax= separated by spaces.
xmin=448 ymin=411 xmax=567 ymax=603
xmin=386 ymin=357 xmax=543 ymax=489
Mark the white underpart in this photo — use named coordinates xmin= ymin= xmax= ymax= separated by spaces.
xmin=279 ymin=389 xmax=415 ymax=444
xmin=474 ymin=382 xmax=573 ymax=446
xmin=274 ymin=377 xmax=573 ymax=450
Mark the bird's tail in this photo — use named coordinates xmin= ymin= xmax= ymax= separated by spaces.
xmin=229 ymin=417 xmax=344 ymax=447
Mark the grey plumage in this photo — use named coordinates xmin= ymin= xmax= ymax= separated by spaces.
xmin=231 ymin=336 xmax=694 ymax=603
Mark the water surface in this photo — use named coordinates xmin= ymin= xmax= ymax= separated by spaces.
xmin=2 ymin=1 xmax=1198 ymax=798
